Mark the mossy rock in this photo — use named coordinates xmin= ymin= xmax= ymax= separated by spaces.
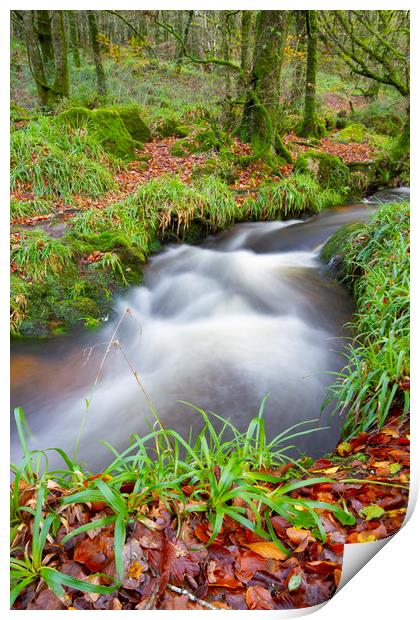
xmin=156 ymin=116 xmax=189 ymax=138
xmin=11 ymin=102 xmax=32 ymax=123
xmin=91 ymin=109 xmax=136 ymax=160
xmin=57 ymin=106 xmax=137 ymax=160
xmin=56 ymin=107 xmax=94 ymax=129
xmin=294 ymin=150 xmax=350 ymax=191
xmin=362 ymin=113 xmax=402 ymax=137
xmin=55 ymin=296 xmax=101 ymax=324
xmin=321 ymin=222 xmax=364 ymax=265
xmin=110 ymin=104 xmax=152 ymax=143
xmin=333 ymin=123 xmax=369 ymax=144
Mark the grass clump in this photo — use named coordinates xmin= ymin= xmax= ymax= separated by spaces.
xmin=11 ymin=231 xmax=73 ymax=283
xmin=248 ymin=173 xmax=344 ymax=220
xmin=294 ymin=151 xmax=350 ymax=193
xmin=324 ymin=202 xmax=410 ymax=437
xmin=10 ymin=117 xmax=116 ymax=198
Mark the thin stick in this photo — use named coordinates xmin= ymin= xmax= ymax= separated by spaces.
xmin=166 ymin=584 xmax=221 ymax=611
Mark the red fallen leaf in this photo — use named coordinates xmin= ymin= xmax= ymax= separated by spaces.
xmin=305 ymin=561 xmax=340 ymax=575
xmin=73 ymin=537 xmax=113 ymax=573
xmin=286 ymin=527 xmax=315 ymax=546
xmin=313 ymin=458 xmax=333 ymax=469
xmin=246 ymin=586 xmax=275 ymax=610
xmin=27 ymin=588 xmax=65 ymax=610
xmin=235 ymin=550 xmax=274 ymax=584
xmin=207 ymin=558 xmax=242 ymax=589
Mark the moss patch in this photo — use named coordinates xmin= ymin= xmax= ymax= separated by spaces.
xmin=294 ymin=150 xmax=350 ymax=192
xmin=110 ymin=104 xmax=152 ymax=143
xmin=333 ymin=123 xmax=369 ymax=144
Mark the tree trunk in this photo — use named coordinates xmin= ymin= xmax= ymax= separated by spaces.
xmin=34 ymin=11 xmax=55 ymax=70
xmin=240 ymin=11 xmax=253 ymax=76
xmin=87 ymin=10 xmax=107 ymax=97
xmin=299 ymin=11 xmax=319 ymax=137
xmin=289 ymin=11 xmax=306 ymax=107
xmin=67 ymin=10 xmax=81 ymax=68
xmin=240 ymin=10 xmax=291 ymax=159
xmin=176 ymin=10 xmax=193 ymax=68
xmin=220 ymin=11 xmax=232 ymax=98
xmin=51 ymin=11 xmax=69 ymax=98
xmin=23 ymin=11 xmax=54 ymax=108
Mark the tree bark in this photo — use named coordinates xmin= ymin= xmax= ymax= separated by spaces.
xmin=299 ymin=11 xmax=319 ymax=137
xmin=240 ymin=10 xmax=253 ymax=76
xmin=87 ymin=10 xmax=107 ymax=97
xmin=67 ymin=10 xmax=81 ymax=68
xmin=289 ymin=11 xmax=306 ymax=107
xmin=176 ymin=10 xmax=193 ymax=68
xmin=220 ymin=11 xmax=232 ymax=98
xmin=240 ymin=10 xmax=291 ymax=159
xmin=51 ymin=11 xmax=69 ymax=98
xmin=23 ymin=11 xmax=54 ymax=108
xmin=34 ymin=11 xmax=55 ymax=70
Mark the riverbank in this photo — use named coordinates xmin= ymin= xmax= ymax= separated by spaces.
xmin=11 ymin=200 xmax=410 ymax=609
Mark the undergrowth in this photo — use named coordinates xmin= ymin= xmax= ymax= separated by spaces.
xmin=323 ymin=202 xmax=410 ymax=436
xmin=10 ymin=403 xmax=356 ymax=606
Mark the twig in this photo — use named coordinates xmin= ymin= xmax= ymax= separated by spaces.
xmin=166 ymin=584 xmax=221 ymax=611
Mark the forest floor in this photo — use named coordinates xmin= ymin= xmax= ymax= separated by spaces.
xmin=10 ymin=132 xmax=377 ymax=233
xmin=12 ymin=412 xmax=409 ymax=610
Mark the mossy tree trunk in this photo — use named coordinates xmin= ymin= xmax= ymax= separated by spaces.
xmin=239 ymin=10 xmax=292 ymax=161
xmin=23 ymin=10 xmax=56 ymax=108
xmin=34 ymin=11 xmax=55 ymax=71
xmin=220 ymin=11 xmax=232 ymax=99
xmin=175 ymin=10 xmax=193 ymax=69
xmin=239 ymin=10 xmax=254 ymax=95
xmin=67 ymin=10 xmax=81 ymax=68
xmin=87 ymin=10 xmax=107 ymax=97
xmin=289 ymin=11 xmax=307 ymax=107
xmin=51 ymin=11 xmax=69 ymax=99
xmin=299 ymin=10 xmax=319 ymax=138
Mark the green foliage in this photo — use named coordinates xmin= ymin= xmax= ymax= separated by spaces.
xmin=249 ymin=173 xmax=344 ymax=219
xmin=10 ymin=117 xmax=116 ymax=198
xmin=294 ymin=150 xmax=350 ymax=192
xmin=324 ymin=202 xmax=410 ymax=436
xmin=11 ymin=231 xmax=73 ymax=283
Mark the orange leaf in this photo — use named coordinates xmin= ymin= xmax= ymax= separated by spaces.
xmin=246 ymin=586 xmax=275 ymax=610
xmin=244 ymin=542 xmax=288 ymax=560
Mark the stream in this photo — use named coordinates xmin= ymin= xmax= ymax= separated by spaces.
xmin=10 ymin=189 xmax=409 ymax=471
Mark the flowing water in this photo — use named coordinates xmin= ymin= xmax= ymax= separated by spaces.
xmin=12 ymin=197 xmax=402 ymax=471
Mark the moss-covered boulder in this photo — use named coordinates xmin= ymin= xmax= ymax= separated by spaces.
xmin=294 ymin=150 xmax=350 ymax=192
xmin=333 ymin=123 xmax=369 ymax=144
xmin=321 ymin=222 xmax=363 ymax=263
xmin=90 ymin=109 xmax=137 ymax=160
xmin=56 ymin=107 xmax=93 ymax=129
xmin=170 ymin=141 xmax=187 ymax=157
xmin=156 ymin=116 xmax=190 ymax=138
xmin=57 ymin=106 xmax=139 ymax=160
xmin=110 ymin=104 xmax=152 ymax=143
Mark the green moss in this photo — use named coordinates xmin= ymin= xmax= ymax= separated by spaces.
xmin=333 ymin=123 xmax=369 ymax=144
xmin=294 ymin=150 xmax=350 ymax=192
xmin=55 ymin=296 xmax=101 ymax=324
xmin=110 ymin=104 xmax=152 ymax=143
xmin=56 ymin=107 xmax=93 ymax=129
xmin=90 ymin=109 xmax=136 ymax=160
xmin=156 ymin=116 xmax=189 ymax=138
xmin=320 ymin=222 xmax=364 ymax=264
xmin=170 ymin=141 xmax=187 ymax=157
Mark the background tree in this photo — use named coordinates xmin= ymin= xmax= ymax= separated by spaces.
xmin=50 ymin=11 xmax=69 ymax=99
xmin=239 ymin=10 xmax=292 ymax=160
xmin=87 ymin=10 xmax=107 ymax=97
xmin=298 ymin=11 xmax=320 ymax=137
xmin=67 ymin=11 xmax=81 ymax=68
